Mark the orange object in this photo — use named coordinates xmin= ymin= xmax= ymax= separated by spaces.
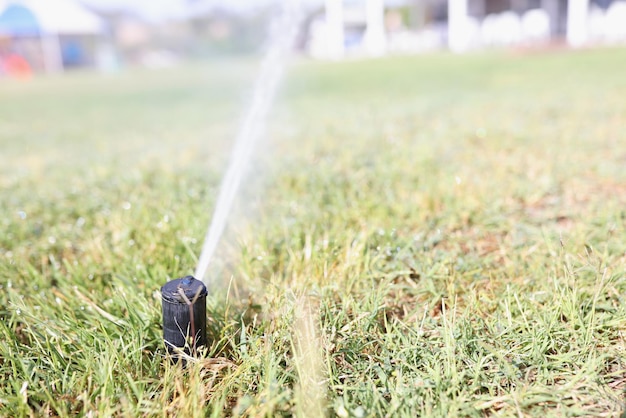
xmin=4 ymin=53 xmax=32 ymax=79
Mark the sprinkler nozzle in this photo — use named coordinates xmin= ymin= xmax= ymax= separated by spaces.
xmin=161 ymin=276 xmax=207 ymax=358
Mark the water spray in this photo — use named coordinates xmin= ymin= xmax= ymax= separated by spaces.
xmin=194 ymin=2 xmax=302 ymax=286
xmin=161 ymin=2 xmax=302 ymax=358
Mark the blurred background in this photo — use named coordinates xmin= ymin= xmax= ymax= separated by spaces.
xmin=0 ymin=0 xmax=625 ymax=76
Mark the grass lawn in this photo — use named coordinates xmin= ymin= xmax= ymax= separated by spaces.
xmin=1 ymin=48 xmax=626 ymax=417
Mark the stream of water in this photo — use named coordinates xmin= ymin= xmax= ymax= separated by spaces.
xmin=194 ymin=2 xmax=302 ymax=285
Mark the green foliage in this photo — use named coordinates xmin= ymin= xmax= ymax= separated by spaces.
xmin=1 ymin=49 xmax=625 ymax=416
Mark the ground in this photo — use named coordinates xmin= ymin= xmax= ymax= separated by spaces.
xmin=1 ymin=48 xmax=625 ymax=417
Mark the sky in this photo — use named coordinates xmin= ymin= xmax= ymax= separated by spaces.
xmin=80 ymin=0 xmax=407 ymax=22
xmin=82 ymin=0 xmax=207 ymax=21
xmin=81 ymin=0 xmax=323 ymax=22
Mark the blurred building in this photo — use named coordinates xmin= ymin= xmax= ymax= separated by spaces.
xmin=93 ymin=10 xmax=185 ymax=67
xmin=0 ymin=0 xmax=108 ymax=74
xmin=305 ymin=0 xmax=626 ymax=57
xmin=449 ymin=0 xmax=626 ymax=51
xmin=183 ymin=3 xmax=275 ymax=56
xmin=91 ymin=1 xmax=271 ymax=65
xmin=308 ymin=0 xmax=390 ymax=58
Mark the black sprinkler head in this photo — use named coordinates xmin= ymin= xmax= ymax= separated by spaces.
xmin=161 ymin=276 xmax=207 ymax=358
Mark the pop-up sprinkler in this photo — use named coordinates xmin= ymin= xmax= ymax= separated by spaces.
xmin=159 ymin=2 xmax=301 ymax=361
xmin=161 ymin=276 xmax=207 ymax=358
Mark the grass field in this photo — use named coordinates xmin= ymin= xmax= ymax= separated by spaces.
xmin=1 ymin=48 xmax=626 ymax=417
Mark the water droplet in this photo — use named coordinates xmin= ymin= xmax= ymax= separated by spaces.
xmin=17 ymin=211 xmax=26 ymax=220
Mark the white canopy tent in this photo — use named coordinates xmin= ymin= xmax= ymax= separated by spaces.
xmin=22 ymin=0 xmax=103 ymax=34
xmin=0 ymin=0 xmax=104 ymax=72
